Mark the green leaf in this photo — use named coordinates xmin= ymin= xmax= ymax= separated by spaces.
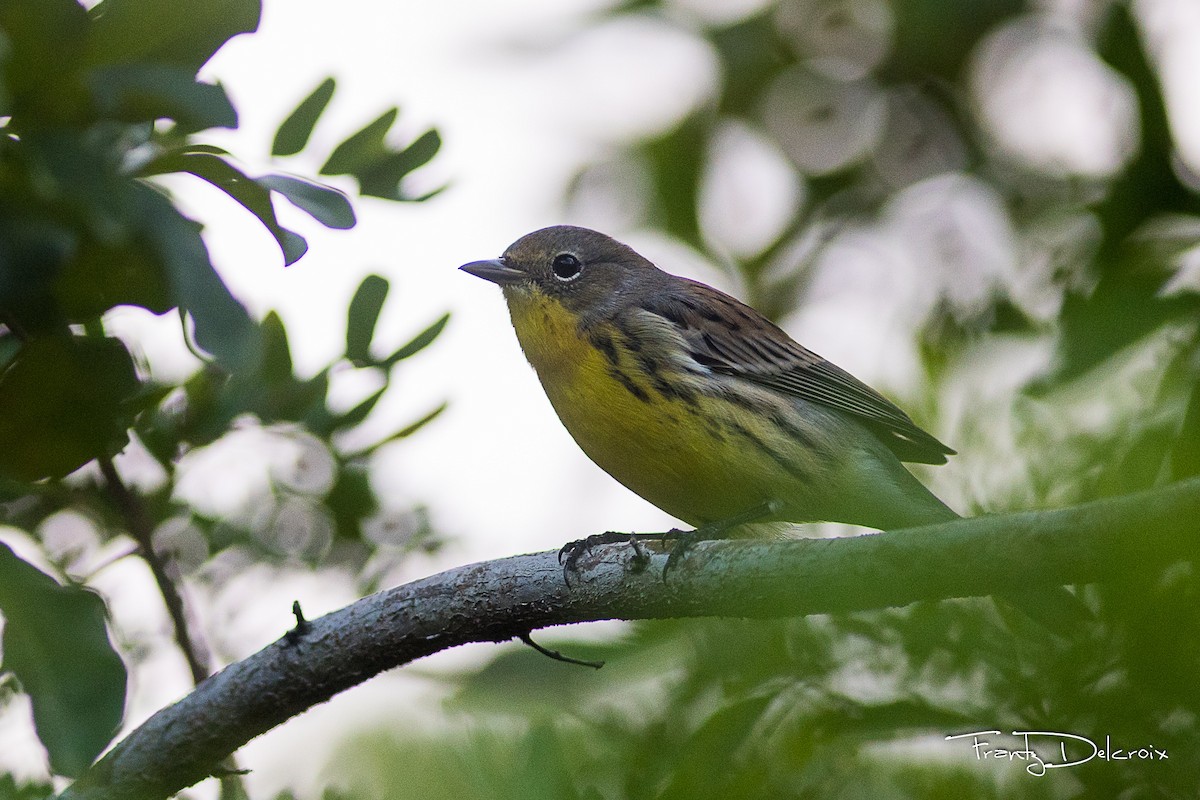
xmin=57 ymin=232 xmax=173 ymax=322
xmin=334 ymin=386 xmax=387 ymax=431
xmin=352 ymin=402 xmax=446 ymax=457
xmin=356 ymin=129 xmax=442 ymax=200
xmin=132 ymin=183 xmax=260 ymax=370
xmin=0 ymin=332 xmax=20 ymax=371
xmin=320 ymin=108 xmax=398 ymax=176
xmin=642 ymin=115 xmax=707 ymax=250
xmin=0 ymin=0 xmax=90 ymax=120
xmin=657 ymin=696 xmax=773 ymax=800
xmin=141 ymin=151 xmax=308 ymax=265
xmin=165 ymin=143 xmax=230 ymax=156
xmin=259 ymin=310 xmax=294 ymax=385
xmin=86 ymin=64 xmax=237 ymax=131
xmin=272 ymin=77 xmax=335 ymax=157
xmin=1047 ymin=274 xmax=1199 ymax=387
xmin=0 ymin=336 xmax=139 ymax=481
xmin=257 ymin=174 xmax=355 ymax=230
xmin=318 ymin=110 xmax=442 ymax=201
xmin=0 ymin=56 xmax=11 ymax=118
xmin=1172 ymin=375 xmax=1200 ymax=480
xmin=326 ymin=464 xmax=377 ymax=541
xmin=86 ymin=0 xmax=262 ymax=73
xmin=244 ymin=313 xmax=330 ymax=423
xmin=21 ymin=131 xmax=138 ymax=246
xmin=0 ymin=542 xmax=126 ymax=777
xmin=381 ymin=312 xmax=449 ymax=367
xmin=0 ymin=774 xmax=55 ymax=800
xmin=345 ymin=274 xmax=389 ymax=364
xmin=0 ymin=215 xmax=77 ymax=335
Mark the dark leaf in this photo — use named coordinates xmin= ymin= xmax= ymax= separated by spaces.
xmin=0 ymin=215 xmax=76 ymax=335
xmin=86 ymin=64 xmax=237 ymax=131
xmin=21 ymin=132 xmax=138 ymax=247
xmin=0 ymin=542 xmax=126 ymax=777
xmin=1171 ymin=374 xmax=1200 ymax=480
xmin=86 ymin=0 xmax=262 ymax=73
xmin=0 ymin=0 xmax=90 ymax=121
xmin=141 ymin=151 xmax=308 ymax=265
xmin=1046 ymin=273 xmax=1200 ymax=387
xmin=318 ymin=108 xmax=441 ymax=200
xmin=356 ymin=129 xmax=442 ymax=200
xmin=345 ymin=274 xmax=389 ymax=364
xmin=272 ymin=76 xmax=335 ymax=157
xmin=320 ymin=108 xmax=398 ymax=176
xmin=257 ymin=174 xmax=355 ymax=230
xmin=326 ymin=464 xmax=377 ymax=541
xmin=352 ymin=402 xmax=446 ymax=457
xmin=709 ymin=11 xmax=789 ymax=117
xmin=171 ymin=365 xmax=232 ymax=446
xmin=0 ymin=336 xmax=139 ymax=481
xmin=166 ymin=143 xmax=230 ymax=156
xmin=334 ymin=386 xmax=387 ymax=431
xmin=886 ymin=0 xmax=1024 ymax=81
xmin=393 ymin=402 xmax=447 ymax=438
xmin=249 ymin=314 xmax=330 ymax=423
xmin=259 ymin=310 xmax=294 ymax=385
xmin=657 ymin=696 xmax=772 ymax=800
xmin=405 ymin=184 xmax=450 ymax=203
xmin=641 ymin=116 xmax=707 ymax=249
xmin=1093 ymin=4 xmax=1200 ymax=262
xmin=381 ymin=312 xmax=449 ymax=367
xmin=0 ymin=775 xmax=55 ymax=800
xmin=0 ymin=333 xmax=20 ymax=370
xmin=57 ymin=232 xmax=173 ymax=322
xmin=132 ymin=183 xmax=260 ymax=369
xmin=123 ymin=381 xmax=175 ymax=418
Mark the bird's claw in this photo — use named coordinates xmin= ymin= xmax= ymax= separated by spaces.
xmin=559 ymin=530 xmax=633 ymax=586
xmin=661 ymin=528 xmax=695 ymax=580
xmin=559 ymin=502 xmax=779 ymax=585
xmin=627 ymin=533 xmax=650 ymax=573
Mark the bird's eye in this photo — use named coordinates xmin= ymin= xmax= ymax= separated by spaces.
xmin=551 ymin=253 xmax=582 ymax=281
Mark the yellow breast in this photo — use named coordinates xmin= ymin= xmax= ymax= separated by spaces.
xmin=501 ymin=286 xmax=800 ymax=526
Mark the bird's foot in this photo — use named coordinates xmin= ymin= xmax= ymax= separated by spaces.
xmin=558 ymin=530 xmax=677 ymax=586
xmin=662 ymin=500 xmax=783 ymax=579
xmin=559 ymin=500 xmax=782 ymax=585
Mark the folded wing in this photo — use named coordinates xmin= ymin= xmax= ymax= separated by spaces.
xmin=648 ymin=280 xmax=956 ymax=465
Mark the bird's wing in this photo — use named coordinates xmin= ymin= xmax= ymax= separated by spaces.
xmin=646 ymin=280 xmax=956 ymax=465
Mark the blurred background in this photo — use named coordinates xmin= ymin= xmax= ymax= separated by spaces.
xmin=1 ymin=0 xmax=1199 ymax=797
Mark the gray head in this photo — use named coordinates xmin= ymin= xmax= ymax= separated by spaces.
xmin=459 ymin=226 xmax=669 ymax=319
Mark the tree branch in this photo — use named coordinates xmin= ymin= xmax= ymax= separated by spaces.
xmin=98 ymin=457 xmax=211 ymax=686
xmin=62 ymin=477 xmax=1200 ymax=800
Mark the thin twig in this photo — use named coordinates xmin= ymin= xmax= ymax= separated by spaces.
xmin=97 ymin=456 xmax=210 ymax=685
xmin=518 ymin=632 xmax=605 ymax=670
xmin=285 ymin=600 xmax=311 ymax=645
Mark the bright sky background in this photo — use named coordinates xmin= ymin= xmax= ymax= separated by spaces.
xmin=3 ymin=0 xmax=1200 ymax=795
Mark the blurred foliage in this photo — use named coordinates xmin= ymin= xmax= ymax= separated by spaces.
xmin=328 ymin=0 xmax=1200 ymax=799
xmin=0 ymin=541 xmax=124 ymax=778
xmin=0 ymin=0 xmax=446 ymax=779
xmin=0 ymin=776 xmax=54 ymax=800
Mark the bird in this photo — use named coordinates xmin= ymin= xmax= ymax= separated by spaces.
xmin=460 ymin=225 xmax=958 ymax=569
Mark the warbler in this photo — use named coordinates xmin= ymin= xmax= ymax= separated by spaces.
xmin=460 ymin=225 xmax=957 ymax=546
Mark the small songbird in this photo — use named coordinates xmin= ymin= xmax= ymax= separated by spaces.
xmin=460 ymin=225 xmax=957 ymax=551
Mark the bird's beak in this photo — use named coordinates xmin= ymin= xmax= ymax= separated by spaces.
xmin=459 ymin=258 xmax=526 ymax=286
